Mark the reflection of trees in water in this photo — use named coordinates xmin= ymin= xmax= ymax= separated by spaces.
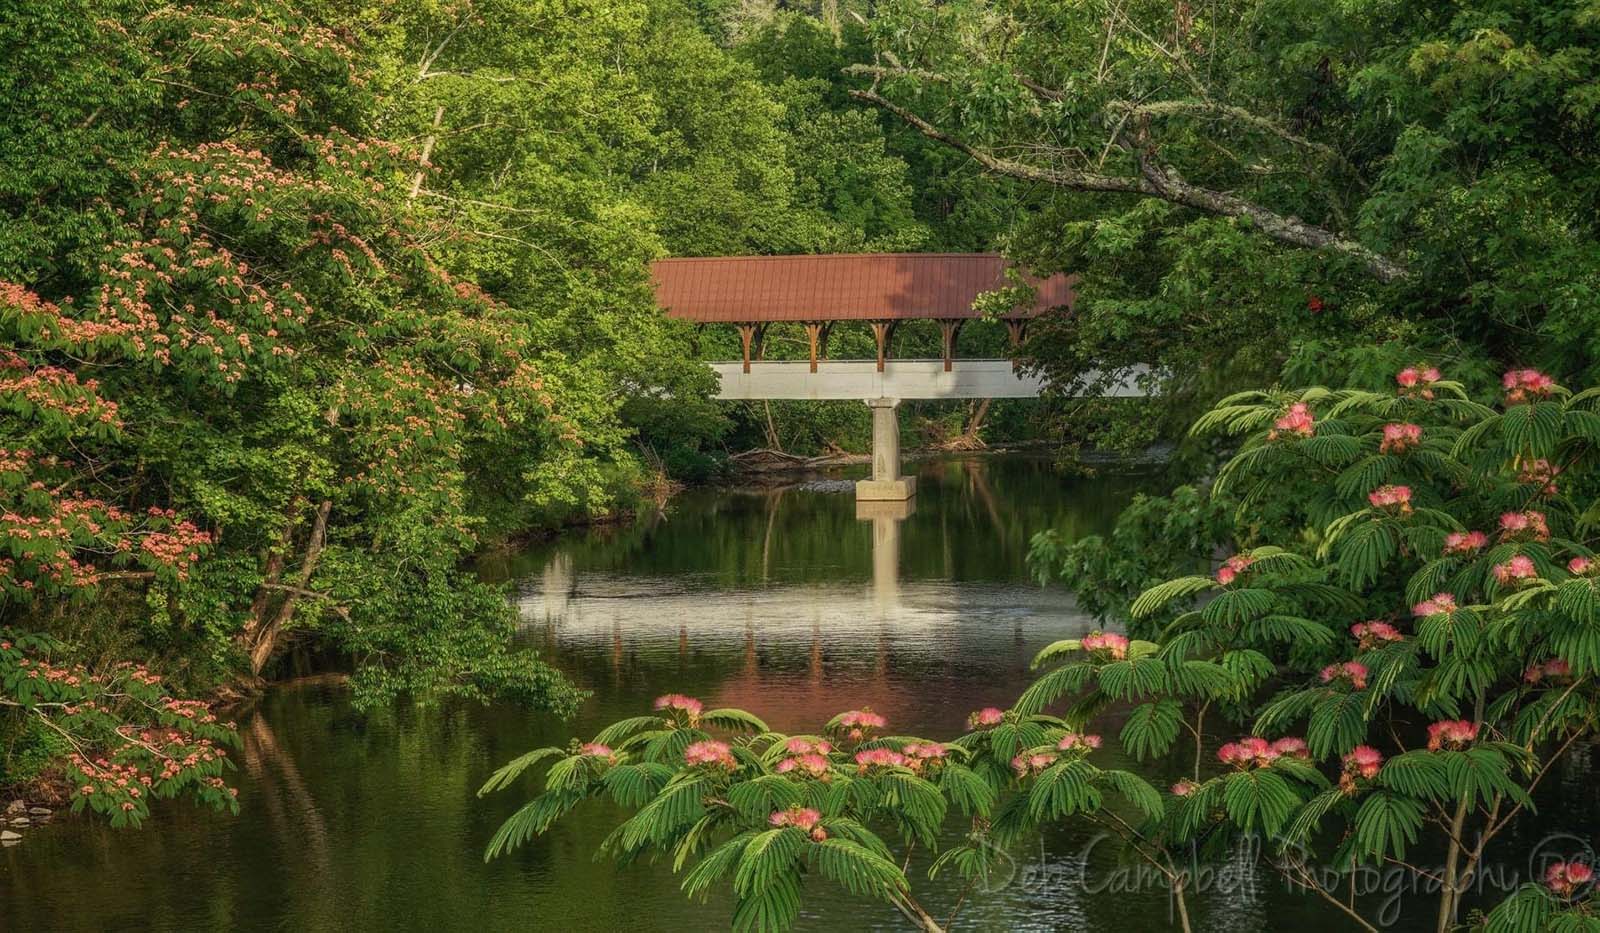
xmin=241 ymin=705 xmax=332 ymax=881
xmin=760 ymin=488 xmax=784 ymax=584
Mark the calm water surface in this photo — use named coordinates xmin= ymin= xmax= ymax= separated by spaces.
xmin=5 ymin=456 xmax=1596 ymax=932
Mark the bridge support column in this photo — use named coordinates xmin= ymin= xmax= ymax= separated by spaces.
xmin=855 ymin=398 xmax=916 ymax=501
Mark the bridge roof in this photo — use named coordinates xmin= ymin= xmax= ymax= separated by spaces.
xmin=651 ymin=253 xmax=1076 ymax=323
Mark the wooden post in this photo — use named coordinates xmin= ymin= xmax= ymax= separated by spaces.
xmin=869 ymin=321 xmax=896 ymax=373
xmin=804 ymin=322 xmax=823 ymax=373
xmin=938 ymin=320 xmax=965 ymax=372
xmin=1005 ymin=319 xmax=1028 ymax=371
xmin=737 ymin=323 xmax=756 ymax=374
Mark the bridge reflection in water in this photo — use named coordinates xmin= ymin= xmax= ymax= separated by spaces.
xmin=507 ymin=459 xmax=1118 ymax=739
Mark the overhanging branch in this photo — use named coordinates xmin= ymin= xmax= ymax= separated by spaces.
xmin=847 ymin=86 xmax=1408 ymax=283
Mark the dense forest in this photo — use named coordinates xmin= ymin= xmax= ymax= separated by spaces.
xmin=5 ymin=0 xmax=1600 ymax=855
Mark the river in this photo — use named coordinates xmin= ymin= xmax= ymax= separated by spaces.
xmin=3 ymin=455 xmax=1594 ymax=932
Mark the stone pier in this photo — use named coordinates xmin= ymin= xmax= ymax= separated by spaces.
xmin=855 ymin=398 xmax=916 ymax=501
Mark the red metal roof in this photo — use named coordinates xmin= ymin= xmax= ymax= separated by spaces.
xmin=651 ymin=253 xmax=1076 ymax=323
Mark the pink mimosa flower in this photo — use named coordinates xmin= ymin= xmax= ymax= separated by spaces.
xmin=579 ymin=743 xmax=616 ymax=762
xmin=1379 ymin=423 xmax=1422 ymax=454
xmin=683 ymin=740 xmax=736 ymax=769
xmin=1171 ymin=779 xmax=1199 ymax=797
xmin=776 ymin=753 xmax=832 ymax=780
xmin=786 ymin=737 xmax=832 ymax=756
xmin=1080 ymin=631 xmax=1130 ymax=659
xmin=1425 ymin=720 xmax=1480 ymax=751
xmin=1517 ymin=459 xmax=1561 ymax=496
xmin=1350 ymin=621 xmax=1403 ymax=650
xmin=853 ymin=747 xmax=908 ymax=772
xmin=1344 ymin=748 xmax=1382 ymax=784
xmin=833 ymin=709 xmax=887 ymax=741
xmin=1492 ymin=555 xmax=1538 ymax=586
xmin=1011 ymin=751 xmax=1058 ymax=777
xmin=1269 ymin=403 xmax=1315 ymax=440
xmin=1525 ymin=658 xmax=1572 ymax=684
xmin=1569 ymin=556 xmax=1596 ymax=577
xmin=655 ymin=694 xmax=704 ymax=719
xmin=1412 ymin=593 xmax=1457 ymax=617
xmin=1368 ymin=485 xmax=1412 ymax=513
xmin=1320 ymin=661 xmax=1369 ymax=690
xmin=1396 ymin=366 xmax=1442 ymax=399
xmin=1547 ymin=861 xmax=1594 ymax=896
xmin=1219 ymin=736 xmax=1294 ymax=769
xmin=1503 ymin=369 xmax=1556 ymax=404
xmin=1215 ymin=554 xmax=1254 ymax=585
xmin=1499 ymin=510 xmax=1551 ymax=541
xmin=1442 ymin=531 xmax=1488 ymax=556
xmin=968 ymin=707 xmax=1006 ymax=729
xmin=1056 ymin=733 xmax=1102 ymax=752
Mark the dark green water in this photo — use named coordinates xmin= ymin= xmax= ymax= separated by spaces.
xmin=4 ymin=455 xmax=1596 ymax=932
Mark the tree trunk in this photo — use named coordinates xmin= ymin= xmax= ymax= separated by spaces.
xmin=248 ymin=498 xmax=332 ymax=675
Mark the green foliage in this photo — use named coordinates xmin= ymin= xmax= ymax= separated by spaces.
xmin=856 ymin=0 xmax=1600 ymax=433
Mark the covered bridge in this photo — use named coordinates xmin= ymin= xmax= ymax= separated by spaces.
xmin=650 ymin=253 xmax=1077 ymax=372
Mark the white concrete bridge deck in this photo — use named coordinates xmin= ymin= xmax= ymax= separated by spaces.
xmin=710 ymin=360 xmax=1147 ymax=400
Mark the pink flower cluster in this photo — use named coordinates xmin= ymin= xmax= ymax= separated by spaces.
xmin=1571 ymin=556 xmax=1597 ymax=577
xmin=1081 ymin=631 xmax=1129 ymax=659
xmin=1216 ymin=554 xmax=1254 ymax=585
xmin=1218 ymin=736 xmax=1307 ymax=769
xmin=1443 ymin=531 xmax=1488 ymax=556
xmin=683 ymin=740 xmax=735 ymax=769
xmin=1339 ymin=745 xmax=1383 ymax=794
xmin=654 ymin=693 xmax=703 ymax=721
xmin=1503 ymin=369 xmax=1556 ymax=404
xmin=1320 ymin=661 xmax=1369 ymax=690
xmin=786 ymin=737 xmax=832 ymax=756
xmin=833 ymin=709 xmax=887 ymax=742
xmin=1269 ymin=402 xmax=1315 ymax=440
xmin=1492 ymin=555 xmax=1538 ymax=586
xmin=854 ymin=747 xmax=908 ymax=772
xmin=1368 ymin=485 xmax=1412 ymax=513
xmin=1170 ymin=779 xmax=1199 ymax=797
xmin=579 ymin=743 xmax=616 ymax=762
xmin=1547 ymin=861 xmax=1595 ymax=896
xmin=1351 ymin=621 xmax=1403 ymax=650
xmin=775 ymin=738 xmax=833 ymax=778
xmin=1412 ymin=593 xmax=1457 ymax=617
xmin=1396 ymin=366 xmax=1442 ymax=399
xmin=902 ymin=742 xmax=949 ymax=762
xmin=1011 ymin=751 xmax=1057 ymax=777
xmin=1379 ymin=423 xmax=1422 ymax=454
xmin=775 ymin=753 xmax=832 ymax=780
xmin=1523 ymin=658 xmax=1571 ymax=684
xmin=968 ymin=707 xmax=1006 ymax=729
xmin=1499 ymin=510 xmax=1550 ymax=541
xmin=1425 ymin=720 xmax=1480 ymax=751
xmin=1056 ymin=733 xmax=1102 ymax=752
xmin=1344 ymin=745 xmax=1383 ymax=779
xmin=770 ymin=806 xmax=828 ymax=841
xmin=1517 ymin=459 xmax=1561 ymax=496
